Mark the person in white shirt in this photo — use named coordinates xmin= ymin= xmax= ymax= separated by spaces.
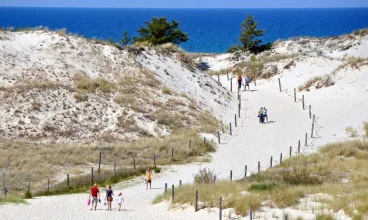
xmin=117 ymin=192 xmax=125 ymax=211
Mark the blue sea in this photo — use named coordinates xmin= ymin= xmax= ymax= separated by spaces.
xmin=1 ymin=7 xmax=368 ymax=53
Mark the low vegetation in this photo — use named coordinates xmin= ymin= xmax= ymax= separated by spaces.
xmin=154 ymin=140 xmax=368 ymax=218
xmin=298 ymin=76 xmax=322 ymax=91
xmin=232 ymin=54 xmax=297 ymax=79
xmin=0 ymin=129 xmax=215 ymax=195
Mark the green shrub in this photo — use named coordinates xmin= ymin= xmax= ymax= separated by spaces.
xmin=24 ymin=189 xmax=32 ymax=199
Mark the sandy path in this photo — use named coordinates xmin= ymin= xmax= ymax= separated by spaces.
xmin=0 ymin=77 xmax=312 ymax=220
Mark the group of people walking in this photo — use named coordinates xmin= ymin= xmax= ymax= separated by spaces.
xmin=89 ymin=184 xmax=124 ymax=211
xmin=89 ymin=167 xmax=153 ymax=211
xmin=258 ymin=107 xmax=268 ymax=124
xmin=237 ymin=75 xmax=250 ymax=91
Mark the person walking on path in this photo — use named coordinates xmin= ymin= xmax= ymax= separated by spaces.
xmin=90 ymin=183 xmax=100 ymax=211
xmin=263 ymin=107 xmax=268 ymax=123
xmin=244 ymin=75 xmax=250 ymax=91
xmin=146 ymin=167 xmax=152 ymax=190
xmin=105 ymin=185 xmax=114 ymax=211
xmin=117 ymin=192 xmax=124 ymax=211
xmin=237 ymin=75 xmax=243 ymax=90
xmin=258 ymin=107 xmax=264 ymax=124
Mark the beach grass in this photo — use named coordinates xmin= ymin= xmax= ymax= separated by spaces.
xmin=154 ymin=140 xmax=368 ymax=217
xmin=0 ymin=129 xmax=215 ymax=197
xmin=0 ymin=194 xmax=26 ymax=204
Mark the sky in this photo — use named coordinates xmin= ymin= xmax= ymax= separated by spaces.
xmin=0 ymin=0 xmax=367 ymax=8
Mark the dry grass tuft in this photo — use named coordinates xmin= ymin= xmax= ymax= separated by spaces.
xmin=73 ymin=74 xmax=115 ymax=93
xmin=298 ymin=76 xmax=322 ymax=91
xmin=363 ymin=122 xmax=368 ymax=138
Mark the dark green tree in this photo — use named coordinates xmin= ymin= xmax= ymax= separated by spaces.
xmin=133 ymin=17 xmax=188 ymax=45
xmin=238 ymin=14 xmax=264 ymax=50
xmin=119 ymin=30 xmax=131 ymax=46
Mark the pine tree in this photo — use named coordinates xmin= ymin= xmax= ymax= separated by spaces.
xmin=238 ymin=14 xmax=264 ymax=50
xmin=133 ymin=17 xmax=188 ymax=45
xmin=119 ymin=30 xmax=131 ymax=46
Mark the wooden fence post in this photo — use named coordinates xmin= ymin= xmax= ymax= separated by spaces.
xmin=230 ymin=123 xmax=232 ymax=136
xmin=47 ymin=178 xmax=50 ymax=192
xmin=249 ymin=206 xmax=253 ymax=220
xmin=98 ymin=152 xmax=102 ymax=174
xmin=238 ymin=104 xmax=241 ymax=118
xmin=133 ymin=158 xmax=136 ymax=169
xmin=305 ymin=133 xmax=308 ymax=146
xmin=280 ymin=153 xmax=283 ymax=164
xmin=153 ymin=154 xmax=156 ymax=166
xmin=218 ymin=131 xmax=220 ymax=144
xmin=235 ymin=114 xmax=237 ymax=127
xmin=290 ymin=146 xmax=292 ymax=158
xmin=114 ymin=162 xmax=116 ymax=178
xmin=219 ymin=197 xmax=223 ymax=220
xmin=67 ymin=174 xmax=69 ymax=186
xmin=309 ymin=105 xmax=312 ymax=119
xmin=244 ymin=165 xmax=247 ymax=179
xmin=298 ymin=143 xmax=301 ymax=154
xmin=91 ymin=167 xmax=94 ymax=183
xmin=172 ymin=185 xmax=175 ymax=203
xmin=230 ymin=170 xmax=233 ymax=181
xmin=231 ymin=78 xmax=233 ymax=92
xmin=254 ymin=73 xmax=256 ymax=86
xmin=171 ymin=148 xmax=174 ymax=160
xmin=28 ymin=183 xmax=30 ymax=192
xmin=298 ymin=141 xmax=301 ymax=153
xmin=227 ymin=69 xmax=229 ymax=80
xmin=218 ymin=74 xmax=220 ymax=83
xmin=294 ymin=88 xmax=296 ymax=102
xmin=270 ymin=156 xmax=273 ymax=168
xmin=278 ymin=78 xmax=282 ymax=92
xmin=195 ymin=190 xmax=199 ymax=212
xmin=311 ymin=115 xmax=315 ymax=138
xmin=165 ymin=183 xmax=167 ymax=193
xmin=189 ymin=139 xmax=191 ymax=148
xmin=258 ymin=161 xmax=260 ymax=173
xmin=302 ymin=95 xmax=305 ymax=110
xmin=1 ymin=169 xmax=4 ymax=195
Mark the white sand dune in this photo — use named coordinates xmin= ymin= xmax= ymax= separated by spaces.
xmin=1 ymin=32 xmax=367 ymax=219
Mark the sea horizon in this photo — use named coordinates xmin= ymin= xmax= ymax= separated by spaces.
xmin=1 ymin=7 xmax=368 ymax=53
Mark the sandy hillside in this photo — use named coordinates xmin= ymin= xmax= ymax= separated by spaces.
xmin=0 ymin=30 xmax=232 ymax=144
xmin=0 ymin=30 xmax=368 ymax=219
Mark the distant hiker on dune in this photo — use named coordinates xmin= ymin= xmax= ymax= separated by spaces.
xmin=263 ymin=107 xmax=268 ymax=123
xmin=146 ymin=167 xmax=152 ymax=190
xmin=258 ymin=107 xmax=264 ymax=124
xmin=90 ymin=183 xmax=100 ymax=211
xmin=237 ymin=75 xmax=242 ymax=90
xmin=244 ymin=75 xmax=250 ymax=91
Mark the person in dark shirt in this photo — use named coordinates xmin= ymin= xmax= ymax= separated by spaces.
xmin=105 ymin=185 xmax=114 ymax=211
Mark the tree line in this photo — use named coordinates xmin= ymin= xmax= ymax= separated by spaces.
xmin=118 ymin=14 xmax=268 ymax=53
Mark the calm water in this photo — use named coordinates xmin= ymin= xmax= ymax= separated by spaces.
xmin=1 ymin=7 xmax=368 ymax=53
